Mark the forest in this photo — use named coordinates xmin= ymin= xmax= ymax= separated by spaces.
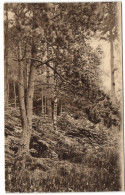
xmin=4 ymin=2 xmax=123 ymax=192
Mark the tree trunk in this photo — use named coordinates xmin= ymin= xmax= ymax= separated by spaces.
xmin=41 ymin=86 xmax=44 ymax=117
xmin=26 ymin=62 xmax=29 ymax=87
xmin=44 ymin=86 xmax=47 ymax=118
xmin=26 ymin=40 xmax=37 ymax=149
xmin=13 ymin=80 xmax=16 ymax=108
xmin=18 ymin=34 xmax=37 ymax=154
xmin=60 ymin=101 xmax=62 ymax=115
xmin=18 ymin=42 xmax=29 ymax=152
xmin=7 ymin=82 xmax=9 ymax=106
xmin=24 ymin=9 xmax=37 ymax=154
xmin=110 ymin=29 xmax=116 ymax=104
xmin=46 ymin=66 xmax=52 ymax=119
xmin=53 ymin=95 xmax=57 ymax=130
xmin=53 ymin=63 xmax=58 ymax=130
xmin=4 ymin=4 xmax=8 ymax=108
xmin=47 ymin=97 xmax=52 ymax=119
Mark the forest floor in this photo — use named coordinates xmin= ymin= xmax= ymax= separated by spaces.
xmin=5 ymin=106 xmax=122 ymax=192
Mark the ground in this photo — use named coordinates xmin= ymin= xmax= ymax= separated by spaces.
xmin=5 ymin=106 xmax=122 ymax=192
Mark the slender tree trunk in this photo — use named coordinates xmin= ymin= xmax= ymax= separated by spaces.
xmin=53 ymin=95 xmax=57 ymax=129
xmin=46 ymin=42 xmax=52 ymax=120
xmin=44 ymin=85 xmax=47 ymax=118
xmin=53 ymin=63 xmax=58 ymax=130
xmin=7 ymin=82 xmax=9 ymax=106
xmin=26 ymin=62 xmax=29 ymax=87
xmin=26 ymin=40 xmax=37 ymax=151
xmin=41 ymin=86 xmax=44 ymax=117
xmin=18 ymin=42 xmax=28 ymax=152
xmin=13 ymin=80 xmax=16 ymax=108
xmin=5 ymin=63 xmax=8 ymax=107
xmin=4 ymin=4 xmax=8 ymax=108
xmin=110 ymin=29 xmax=116 ymax=104
xmin=48 ymin=97 xmax=52 ymax=119
xmin=46 ymin=66 xmax=52 ymax=119
xmin=60 ymin=101 xmax=62 ymax=115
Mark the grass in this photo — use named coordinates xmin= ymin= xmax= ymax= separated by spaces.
xmin=5 ymin=109 xmax=122 ymax=192
xmin=5 ymin=143 xmax=121 ymax=192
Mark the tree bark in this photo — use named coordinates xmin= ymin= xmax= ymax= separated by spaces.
xmin=46 ymin=66 xmax=52 ymax=119
xmin=24 ymin=9 xmax=37 ymax=154
xmin=47 ymin=97 xmax=52 ymax=119
xmin=41 ymin=86 xmax=44 ymax=116
xmin=110 ymin=29 xmax=116 ymax=104
xmin=18 ymin=32 xmax=37 ymax=154
xmin=26 ymin=40 xmax=37 ymax=150
xmin=18 ymin=42 xmax=29 ymax=152
xmin=7 ymin=82 xmax=9 ymax=106
xmin=53 ymin=63 xmax=58 ymax=130
xmin=13 ymin=80 xmax=16 ymax=108
xmin=53 ymin=95 xmax=57 ymax=129
xmin=44 ymin=85 xmax=47 ymax=118
xmin=4 ymin=4 xmax=8 ymax=108
xmin=60 ymin=101 xmax=62 ymax=115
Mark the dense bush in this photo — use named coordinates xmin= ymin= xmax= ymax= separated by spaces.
xmin=84 ymin=97 xmax=120 ymax=128
xmin=67 ymin=89 xmax=120 ymax=128
xmin=57 ymin=112 xmax=76 ymax=131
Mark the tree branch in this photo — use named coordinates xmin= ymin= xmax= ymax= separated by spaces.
xmin=25 ymin=57 xmax=77 ymax=89
xmin=13 ymin=56 xmax=77 ymax=89
xmin=45 ymin=62 xmax=76 ymax=89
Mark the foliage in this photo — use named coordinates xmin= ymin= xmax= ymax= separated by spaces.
xmin=63 ymin=87 xmax=120 ymax=128
xmin=83 ymin=90 xmax=120 ymax=127
xmin=98 ymin=2 xmax=120 ymax=42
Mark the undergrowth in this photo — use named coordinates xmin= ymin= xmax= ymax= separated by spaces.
xmin=5 ymin=144 xmax=121 ymax=192
xmin=5 ymin=109 xmax=122 ymax=192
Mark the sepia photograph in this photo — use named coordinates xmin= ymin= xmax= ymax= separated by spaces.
xmin=4 ymin=1 xmax=124 ymax=192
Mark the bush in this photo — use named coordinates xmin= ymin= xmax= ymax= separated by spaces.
xmin=57 ymin=112 xmax=76 ymax=132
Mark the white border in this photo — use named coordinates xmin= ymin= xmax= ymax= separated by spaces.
xmin=0 ymin=0 xmax=124 ymax=194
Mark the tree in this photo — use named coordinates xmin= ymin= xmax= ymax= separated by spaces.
xmin=98 ymin=2 xmax=120 ymax=104
xmin=6 ymin=4 xmax=38 ymax=155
